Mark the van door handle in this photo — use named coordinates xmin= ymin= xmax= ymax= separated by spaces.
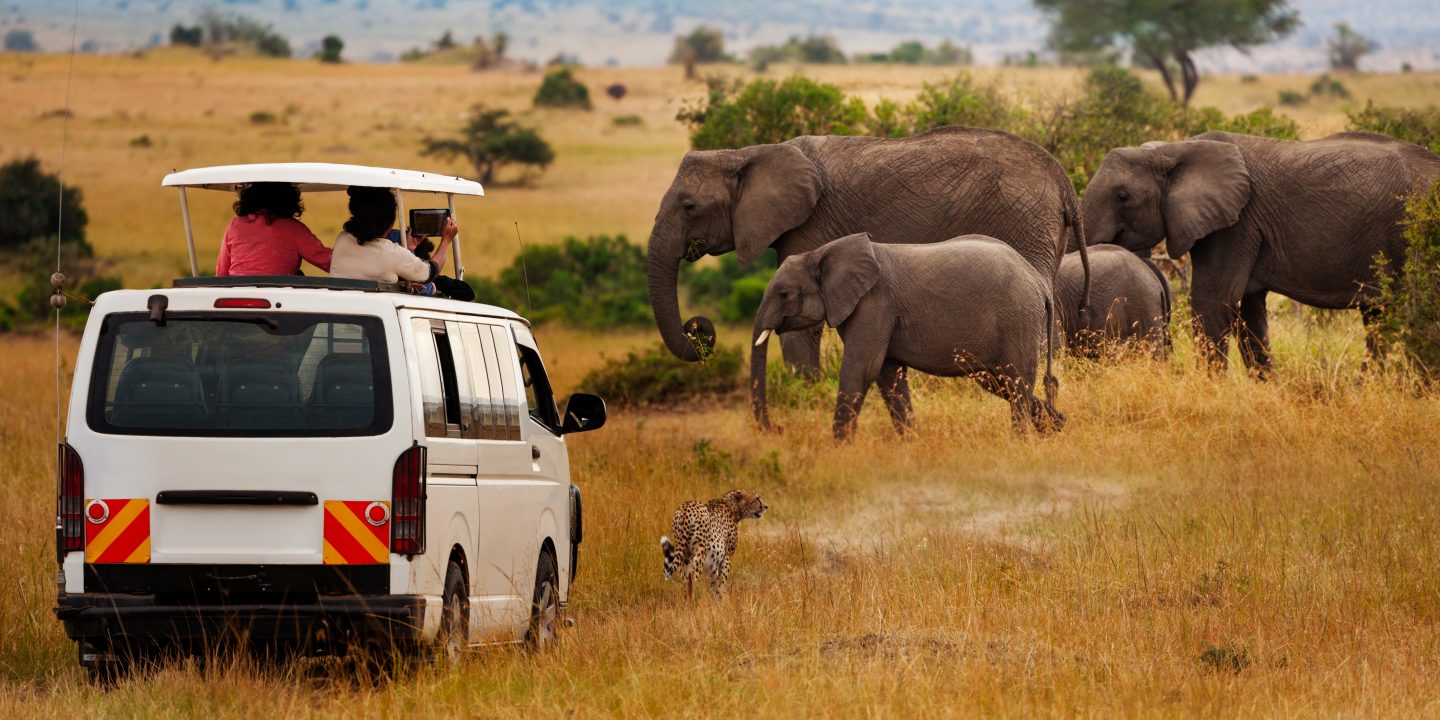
xmin=532 ymin=446 xmax=541 ymax=460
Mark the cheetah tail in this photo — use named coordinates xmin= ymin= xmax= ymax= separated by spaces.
xmin=660 ymin=535 xmax=677 ymax=580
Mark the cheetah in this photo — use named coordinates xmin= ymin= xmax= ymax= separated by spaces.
xmin=660 ymin=489 xmax=768 ymax=599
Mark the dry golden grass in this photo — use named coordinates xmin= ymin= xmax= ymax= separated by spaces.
xmin=4 ymin=51 xmax=1440 ymax=717
xmin=2 ymin=308 xmax=1440 ymax=716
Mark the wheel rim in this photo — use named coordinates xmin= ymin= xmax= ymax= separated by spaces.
xmin=535 ymin=580 xmax=557 ymax=647
xmin=442 ymin=590 xmax=464 ymax=663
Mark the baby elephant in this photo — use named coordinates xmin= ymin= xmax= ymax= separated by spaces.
xmin=1056 ymin=244 xmax=1171 ymax=357
xmin=753 ymin=233 xmax=1063 ymax=440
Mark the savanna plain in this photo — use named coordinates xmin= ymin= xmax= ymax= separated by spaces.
xmin=2 ymin=51 xmax=1440 ymax=717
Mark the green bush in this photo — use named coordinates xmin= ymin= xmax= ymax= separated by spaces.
xmin=679 ymin=76 xmax=870 ymax=150
xmin=1374 ymin=179 xmax=1440 ymax=384
xmin=534 ymin=67 xmax=592 ymax=110
xmin=1309 ymin=74 xmax=1350 ymax=99
xmin=466 ymin=235 xmax=650 ymax=328
xmin=578 ymin=343 xmax=742 ymax=407
xmin=420 ymin=104 xmax=555 ymax=185
xmin=903 ymin=73 xmax=1016 ymax=135
xmin=0 ymin=158 xmax=89 ymax=253
xmin=682 ymin=249 xmax=777 ymax=323
xmin=1277 ymin=89 xmax=1307 ymax=106
xmin=1347 ymin=102 xmax=1440 ymax=153
xmin=611 ymin=114 xmax=643 ymax=127
xmin=13 ymin=247 xmax=120 ymax=328
xmin=249 ymin=110 xmax=278 ymax=125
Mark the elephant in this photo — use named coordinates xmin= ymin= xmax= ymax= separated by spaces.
xmin=1056 ymin=244 xmax=1171 ymax=357
xmin=751 ymin=233 xmax=1064 ymax=440
xmin=642 ymin=126 xmax=1090 ymax=427
xmin=1082 ymin=130 xmax=1440 ymax=374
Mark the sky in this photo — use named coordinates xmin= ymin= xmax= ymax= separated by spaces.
xmin=2 ymin=0 xmax=1437 ymax=72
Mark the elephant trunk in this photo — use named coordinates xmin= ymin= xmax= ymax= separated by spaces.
xmin=1080 ymin=192 xmax=1119 ymax=250
xmin=647 ymin=222 xmax=713 ymax=362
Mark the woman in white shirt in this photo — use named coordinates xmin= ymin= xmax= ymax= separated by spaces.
xmin=330 ymin=186 xmax=456 ymax=284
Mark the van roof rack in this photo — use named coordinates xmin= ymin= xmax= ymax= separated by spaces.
xmin=173 ymin=276 xmax=414 ymax=293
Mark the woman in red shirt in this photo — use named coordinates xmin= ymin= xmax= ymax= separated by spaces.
xmin=216 ymin=182 xmax=332 ymax=276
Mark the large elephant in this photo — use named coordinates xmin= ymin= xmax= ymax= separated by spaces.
xmin=751 ymin=233 xmax=1063 ymax=440
xmin=1082 ymin=131 xmax=1440 ymax=374
xmin=644 ymin=126 xmax=1090 ymax=427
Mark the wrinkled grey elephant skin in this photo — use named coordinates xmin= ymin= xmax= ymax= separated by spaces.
xmin=752 ymin=233 xmax=1064 ymax=441
xmin=1082 ymin=130 xmax=1440 ymax=374
xmin=1056 ymin=245 xmax=1171 ymax=358
xmin=643 ymin=126 xmax=1090 ymax=427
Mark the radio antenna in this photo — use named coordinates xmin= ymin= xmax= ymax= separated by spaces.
xmin=514 ymin=222 xmax=533 ymax=317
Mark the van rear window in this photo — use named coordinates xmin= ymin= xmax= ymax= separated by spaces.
xmin=87 ymin=313 xmax=392 ymax=437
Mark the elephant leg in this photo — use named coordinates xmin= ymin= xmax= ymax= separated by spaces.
xmin=971 ymin=369 xmax=1029 ymax=433
xmin=1189 ymin=292 xmax=1240 ymax=372
xmin=781 ymin=325 xmax=823 ymax=381
xmin=1237 ymin=291 xmax=1272 ymax=378
xmin=876 ymin=361 xmax=914 ymax=437
xmin=833 ymin=349 xmax=884 ymax=442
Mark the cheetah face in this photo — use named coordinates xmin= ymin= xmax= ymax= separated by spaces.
xmin=731 ymin=489 xmax=768 ymax=519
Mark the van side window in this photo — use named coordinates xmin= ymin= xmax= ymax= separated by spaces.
xmin=488 ymin=325 xmax=523 ymax=440
xmin=456 ymin=323 xmax=493 ymax=439
xmin=516 ymin=344 xmax=560 ymax=435
xmin=410 ymin=318 xmax=463 ymax=438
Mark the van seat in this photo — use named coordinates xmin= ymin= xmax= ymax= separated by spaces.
xmin=220 ymin=360 xmax=301 ymax=428
xmin=111 ymin=357 xmax=206 ymax=428
xmin=309 ymin=353 xmax=374 ymax=427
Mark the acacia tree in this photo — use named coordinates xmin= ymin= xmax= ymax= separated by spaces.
xmin=420 ymin=105 xmax=555 ymax=185
xmin=1327 ymin=22 xmax=1375 ymax=71
xmin=1035 ymin=0 xmax=1299 ymax=105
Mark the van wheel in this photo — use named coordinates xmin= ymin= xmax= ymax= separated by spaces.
xmin=525 ymin=550 xmax=559 ymax=651
xmin=437 ymin=560 xmax=469 ymax=664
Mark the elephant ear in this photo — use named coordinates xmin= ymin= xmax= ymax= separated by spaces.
xmin=732 ymin=143 xmax=821 ymax=267
xmin=1154 ymin=140 xmax=1251 ymax=258
xmin=814 ymin=233 xmax=881 ymax=328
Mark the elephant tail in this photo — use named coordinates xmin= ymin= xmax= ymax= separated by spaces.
xmin=1065 ymin=183 xmax=1092 ymax=325
xmin=1043 ymin=290 xmax=1059 ymax=408
xmin=1142 ymin=258 xmax=1173 ymax=356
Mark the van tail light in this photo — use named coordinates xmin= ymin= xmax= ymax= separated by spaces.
xmin=56 ymin=444 xmax=84 ymax=560
xmin=214 ymin=298 xmax=271 ymax=309
xmin=391 ymin=445 xmax=427 ymax=555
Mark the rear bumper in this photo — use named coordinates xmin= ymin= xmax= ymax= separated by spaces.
xmin=55 ymin=592 xmax=426 ymax=653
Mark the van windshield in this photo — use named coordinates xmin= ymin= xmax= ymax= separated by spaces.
xmin=88 ymin=312 xmax=392 ymax=437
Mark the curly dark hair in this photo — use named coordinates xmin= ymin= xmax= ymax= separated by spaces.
xmin=233 ymin=182 xmax=304 ymax=224
xmin=343 ymin=186 xmax=397 ymax=244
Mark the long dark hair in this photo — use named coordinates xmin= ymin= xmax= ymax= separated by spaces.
xmin=234 ymin=182 xmax=303 ymax=224
xmin=343 ymin=186 xmax=396 ymax=243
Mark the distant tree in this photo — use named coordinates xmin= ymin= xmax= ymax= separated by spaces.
xmin=169 ymin=24 xmax=203 ymax=47
xmin=4 ymin=29 xmax=38 ymax=52
xmin=317 ymin=35 xmax=343 ymax=63
xmin=793 ymin=35 xmax=846 ymax=64
xmin=605 ymin=83 xmax=628 ymax=101
xmin=420 ymin=105 xmax=555 ymax=185
xmin=888 ymin=40 xmax=926 ymax=64
xmin=931 ymin=40 xmax=973 ymax=66
xmin=0 ymin=158 xmax=89 ymax=253
xmin=748 ymin=43 xmax=791 ymax=72
xmin=198 ymin=10 xmax=291 ymax=58
xmin=473 ymin=32 xmax=509 ymax=69
xmin=1035 ymin=0 xmax=1299 ymax=105
xmin=534 ymin=67 xmax=592 ymax=110
xmin=669 ymin=26 xmax=728 ymax=78
xmin=435 ymin=30 xmax=456 ymax=51
xmin=1327 ymin=22 xmax=1376 ymax=72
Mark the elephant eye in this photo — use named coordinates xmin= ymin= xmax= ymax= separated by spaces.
xmin=682 ymin=199 xmax=697 ymax=214
xmin=1116 ymin=189 xmax=1130 ymax=204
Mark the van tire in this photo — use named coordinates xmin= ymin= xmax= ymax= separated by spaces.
xmin=525 ymin=550 xmax=559 ymax=651
xmin=437 ymin=560 xmax=469 ymax=664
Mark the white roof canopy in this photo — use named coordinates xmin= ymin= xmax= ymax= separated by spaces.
xmin=161 ymin=162 xmax=484 ymax=196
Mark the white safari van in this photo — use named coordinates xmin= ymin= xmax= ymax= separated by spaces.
xmin=53 ymin=164 xmax=605 ymax=678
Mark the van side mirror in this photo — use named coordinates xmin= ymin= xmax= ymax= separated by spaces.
xmin=561 ymin=393 xmax=607 ymax=434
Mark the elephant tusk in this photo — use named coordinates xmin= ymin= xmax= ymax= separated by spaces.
xmin=754 ymin=329 xmax=772 ymax=347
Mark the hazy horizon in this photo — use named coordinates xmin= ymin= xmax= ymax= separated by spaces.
xmin=3 ymin=0 xmax=1438 ymax=73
